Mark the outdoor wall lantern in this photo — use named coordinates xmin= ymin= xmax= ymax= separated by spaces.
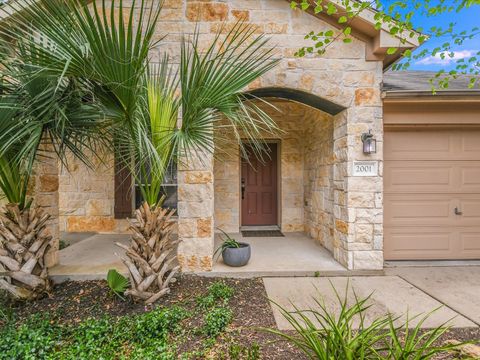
xmin=361 ymin=130 xmax=377 ymax=154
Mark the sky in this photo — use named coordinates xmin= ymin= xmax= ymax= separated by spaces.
xmin=381 ymin=1 xmax=480 ymax=71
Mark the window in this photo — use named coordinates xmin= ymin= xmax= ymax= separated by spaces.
xmin=134 ymin=161 xmax=178 ymax=210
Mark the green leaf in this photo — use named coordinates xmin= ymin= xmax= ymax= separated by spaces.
xmin=338 ymin=16 xmax=348 ymax=24
xmin=107 ymin=269 xmax=129 ymax=298
xmin=387 ymin=47 xmax=398 ymax=55
xmin=326 ymin=3 xmax=337 ymax=15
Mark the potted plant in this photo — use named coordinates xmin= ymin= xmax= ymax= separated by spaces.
xmin=214 ymin=229 xmax=251 ymax=267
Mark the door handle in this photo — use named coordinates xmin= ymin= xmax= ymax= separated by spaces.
xmin=241 ymin=178 xmax=245 ymax=200
xmin=454 ymin=207 xmax=463 ymax=215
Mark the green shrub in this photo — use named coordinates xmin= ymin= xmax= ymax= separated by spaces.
xmin=203 ymin=307 xmax=232 ymax=337
xmin=383 ymin=310 xmax=462 ymax=360
xmin=208 ymin=281 xmax=234 ymax=301
xmin=129 ymin=305 xmax=190 ymax=343
xmin=127 ymin=339 xmax=176 ymax=360
xmin=228 ymin=342 xmax=260 ymax=360
xmin=196 ymin=281 xmax=234 ymax=309
xmin=59 ymin=317 xmax=122 ymax=359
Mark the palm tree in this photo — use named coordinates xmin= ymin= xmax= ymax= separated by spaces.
xmin=0 ymin=0 xmax=280 ymax=303
xmin=0 ymin=42 xmax=109 ymax=300
xmin=118 ymin=24 xmax=280 ymax=303
xmin=0 ymin=0 xmax=161 ymax=300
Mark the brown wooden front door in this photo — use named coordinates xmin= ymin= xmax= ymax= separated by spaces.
xmin=241 ymin=143 xmax=278 ymax=226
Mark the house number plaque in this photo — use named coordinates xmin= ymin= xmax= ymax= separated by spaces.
xmin=353 ymin=161 xmax=378 ymax=177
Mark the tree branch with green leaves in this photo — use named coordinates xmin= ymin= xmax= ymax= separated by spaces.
xmin=291 ymin=0 xmax=480 ymax=89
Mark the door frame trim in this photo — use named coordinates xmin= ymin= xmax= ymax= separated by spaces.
xmin=239 ymin=140 xmax=281 ymax=229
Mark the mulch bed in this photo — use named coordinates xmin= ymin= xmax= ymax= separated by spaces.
xmin=1 ymin=275 xmax=302 ymax=359
xmin=1 ymin=275 xmax=479 ymax=359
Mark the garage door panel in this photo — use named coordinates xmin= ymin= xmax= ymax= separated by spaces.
xmin=385 ymin=163 xmax=453 ymax=193
xmin=386 ymin=161 xmax=480 ymax=193
xmin=462 ymin=131 xmax=480 ymax=155
xmin=384 ymin=227 xmax=454 ymax=260
xmin=460 ymin=164 xmax=480 ymax=191
xmin=460 ymin=231 xmax=480 ymax=255
xmin=384 ymin=131 xmax=452 ymax=160
xmin=385 ymin=195 xmax=454 ymax=226
xmin=458 ymin=196 xmax=480 ymax=226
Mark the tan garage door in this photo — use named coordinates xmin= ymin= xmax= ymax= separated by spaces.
xmin=384 ymin=128 xmax=480 ymax=260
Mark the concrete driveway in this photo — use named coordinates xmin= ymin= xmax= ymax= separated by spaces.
xmin=264 ymin=267 xmax=480 ymax=330
xmin=386 ymin=266 xmax=480 ymax=326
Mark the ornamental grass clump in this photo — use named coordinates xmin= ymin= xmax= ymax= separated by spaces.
xmin=263 ymin=283 xmax=465 ymax=360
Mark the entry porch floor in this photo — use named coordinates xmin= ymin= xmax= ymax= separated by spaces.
xmin=50 ymin=232 xmax=348 ymax=282
xmin=209 ymin=232 xmax=347 ymax=277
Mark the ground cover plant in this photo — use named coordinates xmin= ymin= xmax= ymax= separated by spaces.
xmin=0 ymin=279 xmax=237 ymax=359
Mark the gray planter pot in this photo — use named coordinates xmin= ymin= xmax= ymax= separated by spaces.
xmin=222 ymin=242 xmax=251 ymax=267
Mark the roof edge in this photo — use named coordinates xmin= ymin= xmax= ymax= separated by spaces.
xmin=383 ymin=90 xmax=480 ymax=102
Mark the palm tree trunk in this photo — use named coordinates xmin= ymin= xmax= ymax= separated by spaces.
xmin=0 ymin=204 xmax=52 ymax=300
xmin=116 ymin=202 xmax=179 ymax=304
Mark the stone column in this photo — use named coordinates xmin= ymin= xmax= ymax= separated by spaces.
xmin=331 ymin=84 xmax=384 ymax=271
xmin=177 ymin=149 xmax=215 ymax=272
xmin=345 ymin=105 xmax=384 ymax=270
xmin=33 ymin=148 xmax=60 ymax=268
xmin=331 ymin=82 xmax=384 ymax=271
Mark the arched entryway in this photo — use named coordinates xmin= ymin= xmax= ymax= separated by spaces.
xmin=212 ymin=88 xmax=348 ymax=273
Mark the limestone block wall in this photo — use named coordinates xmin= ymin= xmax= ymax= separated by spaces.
xmin=177 ymin=150 xmax=214 ymax=272
xmin=214 ymin=100 xmax=307 ymax=233
xmin=303 ymin=108 xmax=335 ymax=251
xmin=333 ymin=93 xmax=384 ymax=270
xmin=58 ymin=152 xmax=128 ymax=233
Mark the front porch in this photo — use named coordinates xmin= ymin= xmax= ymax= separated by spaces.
xmin=50 ymin=232 xmax=350 ymax=282
xmin=52 ymin=95 xmax=385 ymax=274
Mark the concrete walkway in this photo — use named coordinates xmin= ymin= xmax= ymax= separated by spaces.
xmin=264 ymin=268 xmax=480 ymax=330
xmin=50 ymin=234 xmax=129 ymax=282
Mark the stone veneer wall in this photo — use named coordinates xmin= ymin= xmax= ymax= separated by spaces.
xmin=214 ymin=100 xmax=307 ymax=234
xmin=303 ymin=107 xmax=335 ymax=251
xmin=55 ymin=0 xmax=385 ymax=271
xmin=58 ymin=152 xmax=129 ymax=233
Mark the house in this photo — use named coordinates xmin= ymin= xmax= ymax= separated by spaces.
xmin=3 ymin=1 xmax=479 ymax=273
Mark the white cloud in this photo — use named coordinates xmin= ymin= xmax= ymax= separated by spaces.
xmin=416 ymin=50 xmax=477 ymax=65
